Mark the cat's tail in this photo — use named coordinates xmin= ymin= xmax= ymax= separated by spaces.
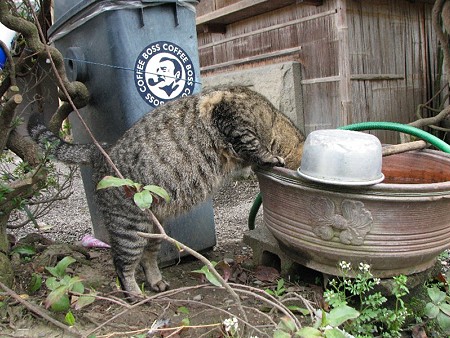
xmin=27 ymin=112 xmax=98 ymax=165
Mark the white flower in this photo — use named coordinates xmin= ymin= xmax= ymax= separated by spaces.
xmin=373 ymin=278 xmax=381 ymax=285
xmin=339 ymin=261 xmax=352 ymax=271
xmin=223 ymin=317 xmax=238 ymax=333
xmin=359 ymin=262 xmax=371 ymax=272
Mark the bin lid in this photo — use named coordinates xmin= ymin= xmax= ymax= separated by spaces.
xmin=49 ymin=0 xmax=199 ymax=42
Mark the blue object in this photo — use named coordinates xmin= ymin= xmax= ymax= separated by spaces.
xmin=0 ymin=47 xmax=7 ymax=69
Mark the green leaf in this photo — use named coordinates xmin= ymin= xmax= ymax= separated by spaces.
xmin=46 ymin=285 xmax=69 ymax=309
xmin=327 ymin=305 xmax=360 ymax=327
xmin=424 ymin=302 xmax=440 ymax=318
xmin=133 ymin=189 xmax=153 ymax=210
xmin=273 ymin=330 xmax=292 ymax=338
xmin=65 ymin=311 xmax=76 ymax=326
xmin=427 ymin=287 xmax=446 ymax=304
xmin=295 ymin=327 xmax=322 ymax=337
xmin=180 ymin=317 xmax=190 ymax=326
xmin=177 ymin=306 xmax=190 ymax=315
xmin=45 ymin=277 xmax=59 ymax=291
xmin=437 ymin=311 xmax=450 ymax=334
xmin=191 ymin=263 xmax=222 ymax=287
xmin=143 ymin=185 xmax=170 ymax=202
xmin=46 ymin=256 xmax=76 ymax=278
xmin=277 ymin=316 xmax=297 ymax=333
xmin=74 ymin=295 xmax=96 ymax=310
xmin=71 ymin=281 xmax=84 ymax=294
xmin=324 ymin=328 xmax=347 ymax=338
xmin=440 ymin=302 xmax=450 ymax=317
xmin=48 ymin=293 xmax=70 ymax=312
xmin=287 ymin=305 xmax=310 ymax=315
xmin=28 ymin=273 xmax=42 ymax=294
xmin=11 ymin=245 xmax=36 ymax=257
xmin=96 ymin=176 xmax=136 ymax=190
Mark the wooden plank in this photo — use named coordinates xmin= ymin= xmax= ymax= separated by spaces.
xmin=199 ymin=9 xmax=337 ymax=50
xmin=336 ymin=0 xmax=352 ymax=126
xmin=350 ymin=74 xmax=405 ymax=81
xmin=200 ymin=46 xmax=302 ymax=72
xmin=301 ymin=76 xmax=341 ymax=84
xmin=196 ymin=0 xmax=323 ymax=31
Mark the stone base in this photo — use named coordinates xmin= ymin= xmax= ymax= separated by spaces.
xmin=244 ymin=224 xmax=439 ymax=295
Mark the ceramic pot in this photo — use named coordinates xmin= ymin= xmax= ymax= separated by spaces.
xmin=256 ymin=149 xmax=450 ymax=277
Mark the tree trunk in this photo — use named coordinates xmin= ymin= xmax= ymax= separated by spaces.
xmin=0 ymin=213 xmax=14 ymax=288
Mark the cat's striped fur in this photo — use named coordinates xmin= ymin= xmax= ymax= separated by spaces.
xmin=28 ymin=86 xmax=305 ymax=300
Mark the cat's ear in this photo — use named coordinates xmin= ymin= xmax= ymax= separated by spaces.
xmin=198 ymin=91 xmax=225 ymax=119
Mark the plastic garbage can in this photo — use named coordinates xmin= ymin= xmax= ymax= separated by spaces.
xmin=48 ymin=0 xmax=216 ymax=265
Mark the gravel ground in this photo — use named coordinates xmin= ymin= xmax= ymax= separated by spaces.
xmin=9 ymin=164 xmax=263 ymax=252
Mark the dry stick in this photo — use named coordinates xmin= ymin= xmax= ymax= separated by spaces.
xmin=382 ymin=140 xmax=428 ymax=156
xmin=152 ymin=297 xmax=270 ymax=338
xmin=86 ymin=284 xmax=266 ymax=338
xmin=0 ymin=280 xmax=83 ymax=337
xmin=137 ymin=228 xmax=247 ymax=313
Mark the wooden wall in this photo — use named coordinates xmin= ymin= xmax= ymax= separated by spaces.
xmin=196 ymin=0 xmax=438 ymax=143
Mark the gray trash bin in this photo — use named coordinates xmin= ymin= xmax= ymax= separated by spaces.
xmin=48 ymin=0 xmax=216 ymax=266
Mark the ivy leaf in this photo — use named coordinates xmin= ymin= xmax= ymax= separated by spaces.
xmin=96 ymin=176 xmax=137 ymax=190
xmin=440 ymin=302 xmax=450 ymax=317
xmin=326 ymin=304 xmax=360 ymax=327
xmin=437 ymin=311 xmax=450 ymax=334
xmin=427 ymin=287 xmax=446 ymax=304
xmin=424 ymin=302 xmax=440 ymax=318
xmin=134 ymin=189 xmax=153 ymax=210
xmin=143 ymin=185 xmax=170 ymax=202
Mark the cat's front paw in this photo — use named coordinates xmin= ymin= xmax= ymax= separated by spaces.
xmin=272 ymin=156 xmax=285 ymax=167
xmin=151 ymin=279 xmax=170 ymax=292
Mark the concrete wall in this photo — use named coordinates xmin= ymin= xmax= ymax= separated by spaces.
xmin=201 ymin=61 xmax=305 ymax=133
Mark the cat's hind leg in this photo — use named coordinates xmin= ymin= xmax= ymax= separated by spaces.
xmin=140 ymin=238 xmax=169 ymax=292
xmin=109 ymin=233 xmax=147 ymax=301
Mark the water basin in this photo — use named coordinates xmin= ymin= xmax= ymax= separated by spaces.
xmin=255 ymin=149 xmax=450 ymax=277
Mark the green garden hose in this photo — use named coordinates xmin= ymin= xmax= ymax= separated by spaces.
xmin=248 ymin=122 xmax=450 ymax=230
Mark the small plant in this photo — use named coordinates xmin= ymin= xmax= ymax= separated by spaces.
xmin=323 ymin=261 xmax=409 ymax=338
xmin=265 ymin=278 xmax=287 ymax=298
xmin=424 ymin=286 xmax=450 ymax=334
xmin=44 ymin=256 xmax=96 ymax=324
xmin=97 ymin=176 xmax=170 ymax=210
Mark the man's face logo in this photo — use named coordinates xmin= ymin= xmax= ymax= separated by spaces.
xmin=134 ymin=41 xmax=196 ymax=108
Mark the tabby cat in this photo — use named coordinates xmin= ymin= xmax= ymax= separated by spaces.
xmin=28 ymin=86 xmax=305 ymax=301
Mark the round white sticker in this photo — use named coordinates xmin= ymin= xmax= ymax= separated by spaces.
xmin=134 ymin=41 xmax=196 ymax=107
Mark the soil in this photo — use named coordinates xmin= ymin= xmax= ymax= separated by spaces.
xmin=1 ymin=173 xmax=321 ymax=338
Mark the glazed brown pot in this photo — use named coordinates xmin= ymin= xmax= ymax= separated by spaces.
xmin=256 ymin=149 xmax=450 ymax=278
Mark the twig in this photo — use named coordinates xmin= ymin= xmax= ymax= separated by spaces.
xmin=137 ymin=228 xmax=248 ymax=320
xmin=0 ymin=280 xmax=82 ymax=337
xmin=382 ymin=140 xmax=428 ymax=156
